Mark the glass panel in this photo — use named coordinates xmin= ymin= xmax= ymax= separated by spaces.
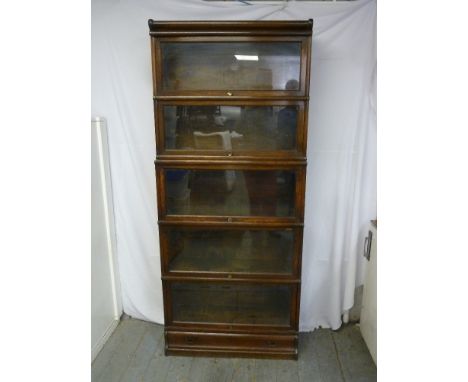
xmin=161 ymin=42 xmax=301 ymax=91
xmin=171 ymin=283 xmax=291 ymax=325
xmin=167 ymin=228 xmax=294 ymax=274
xmin=165 ymin=169 xmax=295 ymax=217
xmin=164 ymin=105 xmax=298 ymax=151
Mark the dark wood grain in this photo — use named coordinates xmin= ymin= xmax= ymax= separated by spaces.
xmin=166 ymin=331 xmax=298 ymax=360
xmin=148 ymin=20 xmax=313 ymax=36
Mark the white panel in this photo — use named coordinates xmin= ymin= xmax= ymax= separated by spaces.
xmin=91 ymin=117 xmax=122 ymax=361
xmin=360 ymin=223 xmax=377 ymax=363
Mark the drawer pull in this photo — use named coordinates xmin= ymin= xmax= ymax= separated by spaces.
xmin=227 ymin=91 xmax=233 ymax=96
xmin=185 ymin=336 xmax=198 ymax=344
xmin=266 ymin=340 xmax=277 ymax=347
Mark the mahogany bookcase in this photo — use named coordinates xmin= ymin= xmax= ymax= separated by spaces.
xmin=149 ymin=20 xmax=313 ymax=359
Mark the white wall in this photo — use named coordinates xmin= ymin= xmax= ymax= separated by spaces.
xmin=91 ymin=117 xmax=122 ymax=361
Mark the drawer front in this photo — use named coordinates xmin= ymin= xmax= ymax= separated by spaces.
xmin=167 ymin=282 xmax=296 ymax=328
xmin=157 ymin=101 xmax=306 ymax=156
xmin=166 ymin=331 xmax=297 ymax=352
xmin=158 ymin=167 xmax=303 ymax=220
xmin=160 ymin=225 xmax=301 ymax=278
xmin=154 ymin=39 xmax=309 ymax=97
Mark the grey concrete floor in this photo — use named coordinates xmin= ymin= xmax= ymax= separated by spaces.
xmin=92 ymin=318 xmax=376 ymax=382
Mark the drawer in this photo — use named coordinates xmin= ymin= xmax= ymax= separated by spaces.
xmin=166 ymin=331 xmax=297 ymax=353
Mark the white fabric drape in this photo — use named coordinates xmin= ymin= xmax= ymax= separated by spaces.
xmin=91 ymin=0 xmax=376 ymax=331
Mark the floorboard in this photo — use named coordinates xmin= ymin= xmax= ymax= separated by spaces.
xmin=298 ymin=332 xmax=322 ymax=381
xmin=187 ymin=357 xmax=212 ymax=382
xmin=118 ymin=322 xmax=163 ymax=382
xmin=140 ymin=327 xmax=172 ymax=382
xmin=332 ymin=325 xmax=377 ymax=382
xmin=97 ymin=319 xmax=148 ymax=382
xmin=92 ymin=320 xmax=127 ymax=382
xmin=313 ymin=329 xmax=346 ymax=382
xmin=253 ymin=358 xmax=277 ymax=382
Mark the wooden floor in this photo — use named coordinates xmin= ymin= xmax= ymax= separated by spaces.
xmin=92 ymin=318 xmax=376 ymax=382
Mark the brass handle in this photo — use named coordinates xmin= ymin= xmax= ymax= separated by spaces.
xmin=227 ymin=91 xmax=233 ymax=96
xmin=227 ymin=217 xmax=233 ymax=223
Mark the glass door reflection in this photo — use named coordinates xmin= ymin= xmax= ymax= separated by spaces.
xmin=163 ymin=105 xmax=299 ymax=152
xmin=160 ymin=42 xmax=302 ymax=92
xmin=165 ymin=169 xmax=296 ymax=217
xmin=171 ymin=283 xmax=292 ymax=326
xmin=166 ymin=228 xmax=295 ymax=275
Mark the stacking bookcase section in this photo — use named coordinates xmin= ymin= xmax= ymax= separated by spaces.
xmin=155 ymin=100 xmax=308 ymax=158
xmin=149 ymin=20 xmax=312 ymax=360
xmin=155 ymin=163 xmax=306 ymax=222
xmin=167 ymin=282 xmax=297 ymax=328
xmin=149 ymin=20 xmax=312 ymax=98
xmin=159 ymin=223 xmax=303 ymax=280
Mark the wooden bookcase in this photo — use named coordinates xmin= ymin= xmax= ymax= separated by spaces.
xmin=149 ymin=20 xmax=313 ymax=359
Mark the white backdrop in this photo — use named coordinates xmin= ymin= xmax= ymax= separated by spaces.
xmin=91 ymin=0 xmax=376 ymax=331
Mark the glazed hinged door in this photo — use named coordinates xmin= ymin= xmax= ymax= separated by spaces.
xmin=166 ymin=281 xmax=298 ymax=330
xmin=156 ymin=100 xmax=307 ymax=157
xmin=155 ymin=39 xmax=307 ymax=97
xmin=156 ymin=164 xmax=305 ymax=223
xmin=159 ymin=223 xmax=303 ymax=279
xmin=149 ymin=21 xmax=312 ymax=98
